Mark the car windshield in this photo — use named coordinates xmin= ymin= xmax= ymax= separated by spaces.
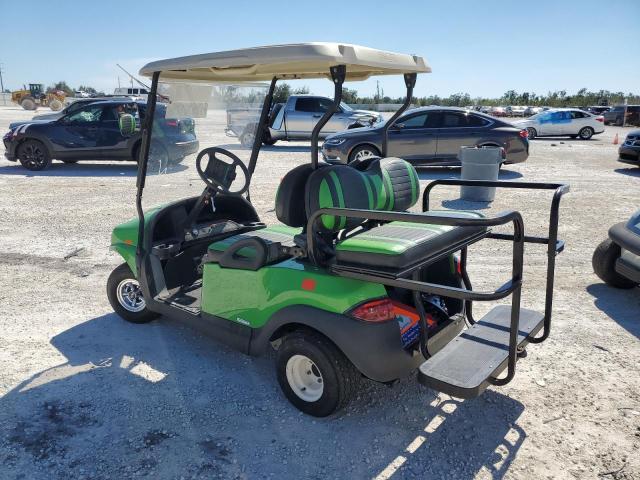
xmin=340 ymin=102 xmax=354 ymax=112
xmin=142 ymin=81 xmax=269 ymax=212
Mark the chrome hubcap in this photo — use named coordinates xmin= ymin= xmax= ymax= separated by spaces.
xmin=286 ymin=355 xmax=324 ymax=402
xmin=116 ymin=278 xmax=145 ymax=313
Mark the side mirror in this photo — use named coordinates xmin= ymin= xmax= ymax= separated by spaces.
xmin=119 ymin=113 xmax=136 ymax=136
xmin=392 ymin=123 xmax=405 ymax=130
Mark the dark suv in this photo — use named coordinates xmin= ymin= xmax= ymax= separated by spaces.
xmin=3 ymin=100 xmax=198 ymax=171
xmin=322 ymin=106 xmax=529 ymax=166
xmin=603 ymin=105 xmax=640 ymax=126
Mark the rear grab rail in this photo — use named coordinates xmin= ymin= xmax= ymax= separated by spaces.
xmin=306 ymin=207 xmax=525 ymax=386
xmin=422 ymin=179 xmax=569 ymax=343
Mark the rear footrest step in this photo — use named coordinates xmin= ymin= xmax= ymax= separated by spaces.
xmin=418 ymin=305 xmax=544 ymax=399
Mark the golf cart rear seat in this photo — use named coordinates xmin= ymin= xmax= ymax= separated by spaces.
xmin=300 ymin=157 xmax=488 ymax=271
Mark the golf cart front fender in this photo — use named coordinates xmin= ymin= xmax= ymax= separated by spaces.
xmin=110 ymin=243 xmax=137 ymax=276
xmin=251 ymin=305 xmax=425 ymax=383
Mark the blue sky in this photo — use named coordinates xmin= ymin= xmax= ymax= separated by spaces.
xmin=1 ymin=0 xmax=638 ymax=99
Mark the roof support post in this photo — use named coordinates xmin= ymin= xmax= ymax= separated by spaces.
xmin=311 ymin=64 xmax=346 ymax=169
xmin=246 ymin=77 xmax=277 ymax=200
xmin=381 ymin=72 xmax=417 ymax=157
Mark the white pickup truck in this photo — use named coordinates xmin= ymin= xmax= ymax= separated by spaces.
xmin=226 ymin=95 xmax=383 ymax=147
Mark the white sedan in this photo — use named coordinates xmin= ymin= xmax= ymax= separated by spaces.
xmin=513 ymin=108 xmax=604 ymax=140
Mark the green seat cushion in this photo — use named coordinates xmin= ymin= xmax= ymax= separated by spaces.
xmin=208 ymin=225 xmax=300 ymax=258
xmin=335 ymin=210 xmax=486 ymax=270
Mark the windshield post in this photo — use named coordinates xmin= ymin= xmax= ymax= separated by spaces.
xmin=246 ymin=77 xmax=277 ymax=199
xmin=381 ymin=72 xmax=417 ymax=156
xmin=135 ymin=71 xmax=160 ymax=264
xmin=311 ymin=64 xmax=346 ymax=169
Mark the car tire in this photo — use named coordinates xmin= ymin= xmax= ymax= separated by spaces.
xmin=107 ymin=263 xmax=160 ymax=323
xmin=526 ymin=127 xmax=537 ymax=140
xmin=276 ymin=330 xmax=360 ymax=417
xmin=240 ymin=127 xmax=256 ymax=149
xmin=17 ymin=139 xmax=51 ymax=171
xmin=147 ymin=142 xmax=169 ymax=173
xmin=348 ymin=144 xmax=381 ymax=163
xmin=592 ymin=239 xmax=638 ymax=289
xmin=49 ymin=99 xmax=63 ymax=111
xmin=578 ymin=127 xmax=594 ymax=140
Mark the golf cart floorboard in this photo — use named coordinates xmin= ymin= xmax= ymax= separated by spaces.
xmin=156 ymin=280 xmax=202 ymax=315
xmin=418 ymin=305 xmax=544 ymax=399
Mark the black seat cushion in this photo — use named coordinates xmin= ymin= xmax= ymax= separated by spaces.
xmin=275 ymin=163 xmax=315 ymax=227
xmin=335 ymin=211 xmax=487 ymax=270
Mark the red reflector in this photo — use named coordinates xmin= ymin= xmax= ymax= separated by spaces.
xmin=519 ymin=129 xmax=528 ymax=138
xmin=301 ymin=279 xmax=316 ymax=291
xmin=350 ymin=298 xmax=395 ymax=322
xmin=595 ymin=116 xmax=604 ymax=123
xmin=165 ymin=119 xmax=178 ymax=127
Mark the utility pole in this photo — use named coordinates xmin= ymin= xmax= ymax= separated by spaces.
xmin=0 ymin=64 xmax=6 ymax=106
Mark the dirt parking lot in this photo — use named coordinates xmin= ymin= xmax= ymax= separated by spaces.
xmin=0 ymin=104 xmax=638 ymax=480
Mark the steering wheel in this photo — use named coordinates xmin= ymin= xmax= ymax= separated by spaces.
xmin=195 ymin=147 xmax=249 ymax=195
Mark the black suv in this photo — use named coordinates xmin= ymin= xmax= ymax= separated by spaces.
xmin=3 ymin=100 xmax=198 ymax=171
xmin=603 ymin=105 xmax=640 ymax=126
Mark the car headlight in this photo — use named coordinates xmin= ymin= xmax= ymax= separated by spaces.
xmin=324 ymin=138 xmax=346 ymax=146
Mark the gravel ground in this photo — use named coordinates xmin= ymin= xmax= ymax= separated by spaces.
xmin=0 ymin=104 xmax=638 ymax=480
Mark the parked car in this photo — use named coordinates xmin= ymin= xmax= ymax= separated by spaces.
xmin=586 ymin=106 xmax=611 ymax=116
xmin=508 ymin=106 xmax=527 ymax=117
xmin=226 ymin=94 xmax=384 ymax=147
xmin=618 ymin=129 xmax=640 ymax=166
xmin=321 ymin=106 xmax=529 ymax=166
xmin=603 ymin=105 xmax=640 ymax=126
xmin=3 ymin=100 xmax=198 ymax=171
xmin=593 ymin=210 xmax=640 ymax=289
xmin=491 ymin=106 xmax=508 ymax=117
xmin=512 ymin=108 xmax=604 ymax=140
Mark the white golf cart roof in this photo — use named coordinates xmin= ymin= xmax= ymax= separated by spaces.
xmin=139 ymin=42 xmax=430 ymax=82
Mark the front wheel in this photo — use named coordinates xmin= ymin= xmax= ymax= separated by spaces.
xmin=276 ymin=331 xmax=360 ymax=417
xmin=578 ymin=127 xmax=594 ymax=140
xmin=107 ymin=263 xmax=160 ymax=323
xmin=17 ymin=139 xmax=51 ymax=171
xmin=592 ymin=239 xmax=638 ymax=289
xmin=348 ymin=144 xmax=381 ymax=163
xmin=526 ymin=127 xmax=537 ymax=140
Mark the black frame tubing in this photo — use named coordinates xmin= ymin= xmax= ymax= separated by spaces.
xmin=135 ymin=71 xmax=160 ymax=265
xmin=306 ymin=207 xmax=525 ymax=384
xmin=246 ymin=77 xmax=277 ymax=200
xmin=311 ymin=65 xmax=346 ymax=169
xmin=422 ymin=179 xmax=569 ymax=343
xmin=381 ymin=73 xmax=416 ymax=157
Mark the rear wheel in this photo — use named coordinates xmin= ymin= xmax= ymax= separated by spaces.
xmin=107 ymin=263 xmax=160 ymax=323
xmin=526 ymin=127 xmax=537 ymax=140
xmin=276 ymin=331 xmax=360 ymax=417
xmin=17 ymin=139 xmax=51 ymax=171
xmin=240 ymin=126 xmax=256 ymax=148
xmin=578 ymin=127 xmax=594 ymax=140
xmin=592 ymin=239 xmax=638 ymax=289
xmin=49 ymin=99 xmax=63 ymax=111
xmin=348 ymin=144 xmax=380 ymax=163
xmin=20 ymin=97 xmax=36 ymax=110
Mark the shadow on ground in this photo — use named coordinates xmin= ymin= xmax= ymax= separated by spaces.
xmin=586 ymin=283 xmax=640 ymax=340
xmin=417 ymin=167 xmax=523 ymax=182
xmin=0 ymin=313 xmax=526 ymax=479
xmin=0 ymin=162 xmax=188 ymax=178
xmin=216 ymin=143 xmax=313 ymax=154
xmin=614 ymin=167 xmax=640 ymax=178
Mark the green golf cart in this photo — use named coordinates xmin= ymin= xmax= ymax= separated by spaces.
xmin=107 ymin=43 xmax=569 ymax=417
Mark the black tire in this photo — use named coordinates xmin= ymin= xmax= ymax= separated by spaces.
xmin=240 ymin=125 xmax=257 ymax=148
xmin=263 ymin=137 xmax=277 ymax=146
xmin=107 ymin=263 xmax=160 ymax=323
xmin=62 ymin=160 xmax=78 ymax=164
xmin=526 ymin=127 xmax=537 ymax=140
xmin=592 ymin=239 xmax=638 ymax=289
xmin=348 ymin=144 xmax=381 ymax=163
xmin=17 ymin=139 xmax=51 ymax=171
xmin=276 ymin=331 xmax=360 ymax=417
xmin=21 ymin=97 xmax=37 ymax=110
xmin=578 ymin=127 xmax=594 ymax=140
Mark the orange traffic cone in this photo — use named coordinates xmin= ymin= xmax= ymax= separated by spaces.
xmin=613 ymin=133 xmax=619 ymax=145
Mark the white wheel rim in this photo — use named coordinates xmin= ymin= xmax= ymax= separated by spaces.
xmin=243 ymin=133 xmax=255 ymax=147
xmin=285 ymin=355 xmax=324 ymax=402
xmin=354 ymin=149 xmax=375 ymax=161
xmin=116 ymin=278 xmax=146 ymax=313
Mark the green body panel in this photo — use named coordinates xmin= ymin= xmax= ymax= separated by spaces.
xmin=201 ymin=258 xmax=387 ymax=328
xmin=110 ymin=206 xmax=161 ymax=276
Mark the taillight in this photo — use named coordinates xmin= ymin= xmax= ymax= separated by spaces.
xmin=595 ymin=116 xmax=604 ymax=123
xmin=519 ymin=129 xmax=528 ymax=138
xmin=350 ymin=298 xmax=395 ymax=322
xmin=165 ymin=119 xmax=178 ymax=127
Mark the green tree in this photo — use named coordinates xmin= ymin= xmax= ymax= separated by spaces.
xmin=342 ymin=87 xmax=358 ymax=104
